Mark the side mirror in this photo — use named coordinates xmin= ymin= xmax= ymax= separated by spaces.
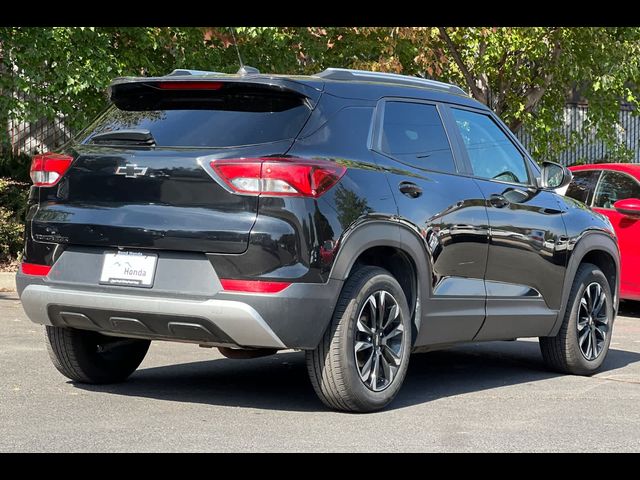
xmin=614 ymin=198 xmax=640 ymax=217
xmin=540 ymin=161 xmax=572 ymax=190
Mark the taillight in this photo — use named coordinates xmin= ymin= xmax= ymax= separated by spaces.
xmin=220 ymin=279 xmax=291 ymax=293
xmin=30 ymin=152 xmax=73 ymax=187
xmin=20 ymin=263 xmax=51 ymax=276
xmin=210 ymin=158 xmax=346 ymax=198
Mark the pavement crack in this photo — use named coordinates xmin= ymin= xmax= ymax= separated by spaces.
xmin=596 ymin=376 xmax=640 ymax=385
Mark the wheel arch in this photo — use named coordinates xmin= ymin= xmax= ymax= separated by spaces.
xmin=548 ymin=231 xmax=620 ymax=337
xmin=329 ymin=218 xmax=432 ymax=341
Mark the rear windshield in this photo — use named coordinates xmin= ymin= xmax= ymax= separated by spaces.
xmin=80 ymin=93 xmax=311 ymax=148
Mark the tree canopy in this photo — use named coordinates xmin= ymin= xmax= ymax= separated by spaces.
xmin=2 ymin=27 xmax=639 ymax=162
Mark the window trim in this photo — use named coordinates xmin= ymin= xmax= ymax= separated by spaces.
xmin=589 ymin=169 xmax=640 ymax=210
xmin=442 ymin=104 xmax=538 ymax=188
xmin=370 ymin=97 xmax=464 ymax=174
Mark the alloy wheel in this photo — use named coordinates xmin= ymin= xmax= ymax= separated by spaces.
xmin=577 ymin=282 xmax=610 ymax=361
xmin=354 ymin=290 xmax=405 ymax=392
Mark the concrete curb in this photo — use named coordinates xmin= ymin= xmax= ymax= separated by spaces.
xmin=0 ymin=271 xmax=16 ymax=292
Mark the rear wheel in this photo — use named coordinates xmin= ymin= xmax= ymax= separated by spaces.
xmin=45 ymin=326 xmax=150 ymax=384
xmin=306 ymin=266 xmax=412 ymax=412
xmin=539 ymin=263 xmax=614 ymax=375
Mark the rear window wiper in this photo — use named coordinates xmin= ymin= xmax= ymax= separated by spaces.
xmin=88 ymin=129 xmax=156 ymax=147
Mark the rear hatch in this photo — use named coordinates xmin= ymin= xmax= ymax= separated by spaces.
xmin=32 ymin=77 xmax=320 ymax=254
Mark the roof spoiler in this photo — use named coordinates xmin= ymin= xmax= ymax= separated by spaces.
xmin=109 ymin=72 xmax=322 ymax=110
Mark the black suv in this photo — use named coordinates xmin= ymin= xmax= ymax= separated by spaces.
xmin=17 ymin=68 xmax=620 ymax=412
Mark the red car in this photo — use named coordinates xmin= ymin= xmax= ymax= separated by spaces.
xmin=566 ymin=163 xmax=640 ymax=300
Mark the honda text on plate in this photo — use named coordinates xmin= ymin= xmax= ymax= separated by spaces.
xmin=17 ymin=68 xmax=619 ymax=412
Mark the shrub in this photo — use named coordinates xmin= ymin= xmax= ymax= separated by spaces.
xmin=0 ymin=152 xmax=32 ymax=183
xmin=0 ymin=177 xmax=29 ymax=266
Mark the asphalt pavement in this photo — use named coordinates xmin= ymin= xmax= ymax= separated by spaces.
xmin=1 ymin=290 xmax=638 ymax=452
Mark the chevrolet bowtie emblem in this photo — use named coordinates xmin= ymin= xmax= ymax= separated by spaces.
xmin=115 ymin=165 xmax=149 ymax=178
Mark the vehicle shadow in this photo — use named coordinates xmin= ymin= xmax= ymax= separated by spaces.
xmin=619 ymin=300 xmax=640 ymax=318
xmin=72 ymin=340 xmax=640 ymax=413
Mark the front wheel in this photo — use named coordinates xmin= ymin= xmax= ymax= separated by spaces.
xmin=539 ymin=263 xmax=614 ymax=375
xmin=45 ymin=326 xmax=150 ymax=384
xmin=306 ymin=266 xmax=412 ymax=412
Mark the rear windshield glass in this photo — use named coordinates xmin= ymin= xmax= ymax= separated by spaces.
xmin=80 ymin=94 xmax=311 ymax=148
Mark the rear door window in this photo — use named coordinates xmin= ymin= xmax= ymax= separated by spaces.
xmin=380 ymin=101 xmax=456 ymax=173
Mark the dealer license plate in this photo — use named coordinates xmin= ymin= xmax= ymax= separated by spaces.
xmin=99 ymin=251 xmax=158 ymax=288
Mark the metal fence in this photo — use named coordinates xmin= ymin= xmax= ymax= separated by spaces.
xmin=516 ymin=104 xmax=640 ymax=166
xmin=2 ymin=84 xmax=73 ymax=156
xmin=6 ymin=114 xmax=72 ymax=156
xmin=4 ymin=103 xmax=640 ymax=166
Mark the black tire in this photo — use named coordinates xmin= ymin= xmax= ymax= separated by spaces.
xmin=306 ymin=266 xmax=412 ymax=412
xmin=45 ymin=326 xmax=150 ymax=384
xmin=540 ymin=263 xmax=614 ymax=375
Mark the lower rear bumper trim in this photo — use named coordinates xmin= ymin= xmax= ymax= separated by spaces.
xmin=20 ymin=284 xmax=286 ymax=349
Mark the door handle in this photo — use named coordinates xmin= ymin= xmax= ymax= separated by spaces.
xmin=399 ymin=181 xmax=423 ymax=199
xmin=489 ymin=194 xmax=509 ymax=208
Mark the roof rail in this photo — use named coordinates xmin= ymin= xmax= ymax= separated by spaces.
xmin=314 ymin=68 xmax=467 ymax=95
xmin=165 ymin=69 xmax=225 ymax=76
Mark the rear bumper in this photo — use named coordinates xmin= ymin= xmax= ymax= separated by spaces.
xmin=20 ymin=283 xmax=286 ymax=348
xmin=16 ymin=247 xmax=343 ymax=349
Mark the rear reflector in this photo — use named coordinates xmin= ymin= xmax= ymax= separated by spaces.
xmin=211 ymin=157 xmax=346 ymax=198
xmin=220 ymin=279 xmax=291 ymax=293
xmin=156 ymin=81 xmax=223 ymax=90
xmin=30 ymin=152 xmax=73 ymax=187
xmin=21 ymin=263 xmax=52 ymax=276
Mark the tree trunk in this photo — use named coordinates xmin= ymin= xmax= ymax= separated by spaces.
xmin=437 ymin=27 xmax=487 ymax=104
xmin=0 ymin=38 xmax=9 ymax=157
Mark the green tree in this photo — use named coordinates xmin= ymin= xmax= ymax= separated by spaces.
xmin=431 ymin=27 xmax=640 ymax=162
xmin=0 ymin=27 xmax=242 ymax=145
xmin=2 ymin=27 xmax=640 ymax=163
xmin=281 ymin=27 xmax=640 ymax=162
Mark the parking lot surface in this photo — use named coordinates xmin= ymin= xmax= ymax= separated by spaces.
xmin=1 ymin=291 xmax=638 ymax=452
